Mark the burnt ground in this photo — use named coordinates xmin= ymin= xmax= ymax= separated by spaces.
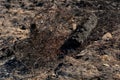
xmin=0 ymin=0 xmax=120 ymax=80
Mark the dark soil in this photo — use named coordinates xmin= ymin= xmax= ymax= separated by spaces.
xmin=0 ymin=0 xmax=120 ymax=80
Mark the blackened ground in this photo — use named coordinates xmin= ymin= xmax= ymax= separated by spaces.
xmin=0 ymin=0 xmax=120 ymax=80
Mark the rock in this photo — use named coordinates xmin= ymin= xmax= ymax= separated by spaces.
xmin=60 ymin=13 xmax=98 ymax=51
xmin=72 ymin=23 xmax=77 ymax=30
xmin=71 ymin=13 xmax=98 ymax=43
xmin=114 ymin=73 xmax=120 ymax=79
xmin=103 ymin=63 xmax=110 ymax=67
xmin=102 ymin=32 xmax=113 ymax=40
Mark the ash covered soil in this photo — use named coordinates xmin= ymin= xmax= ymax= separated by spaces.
xmin=0 ymin=0 xmax=120 ymax=80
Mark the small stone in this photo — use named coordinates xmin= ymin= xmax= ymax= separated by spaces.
xmin=72 ymin=23 xmax=77 ymax=30
xmin=103 ymin=64 xmax=110 ymax=67
xmin=101 ymin=55 xmax=114 ymax=61
xmin=102 ymin=32 xmax=112 ymax=40
xmin=114 ymin=73 xmax=120 ymax=79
